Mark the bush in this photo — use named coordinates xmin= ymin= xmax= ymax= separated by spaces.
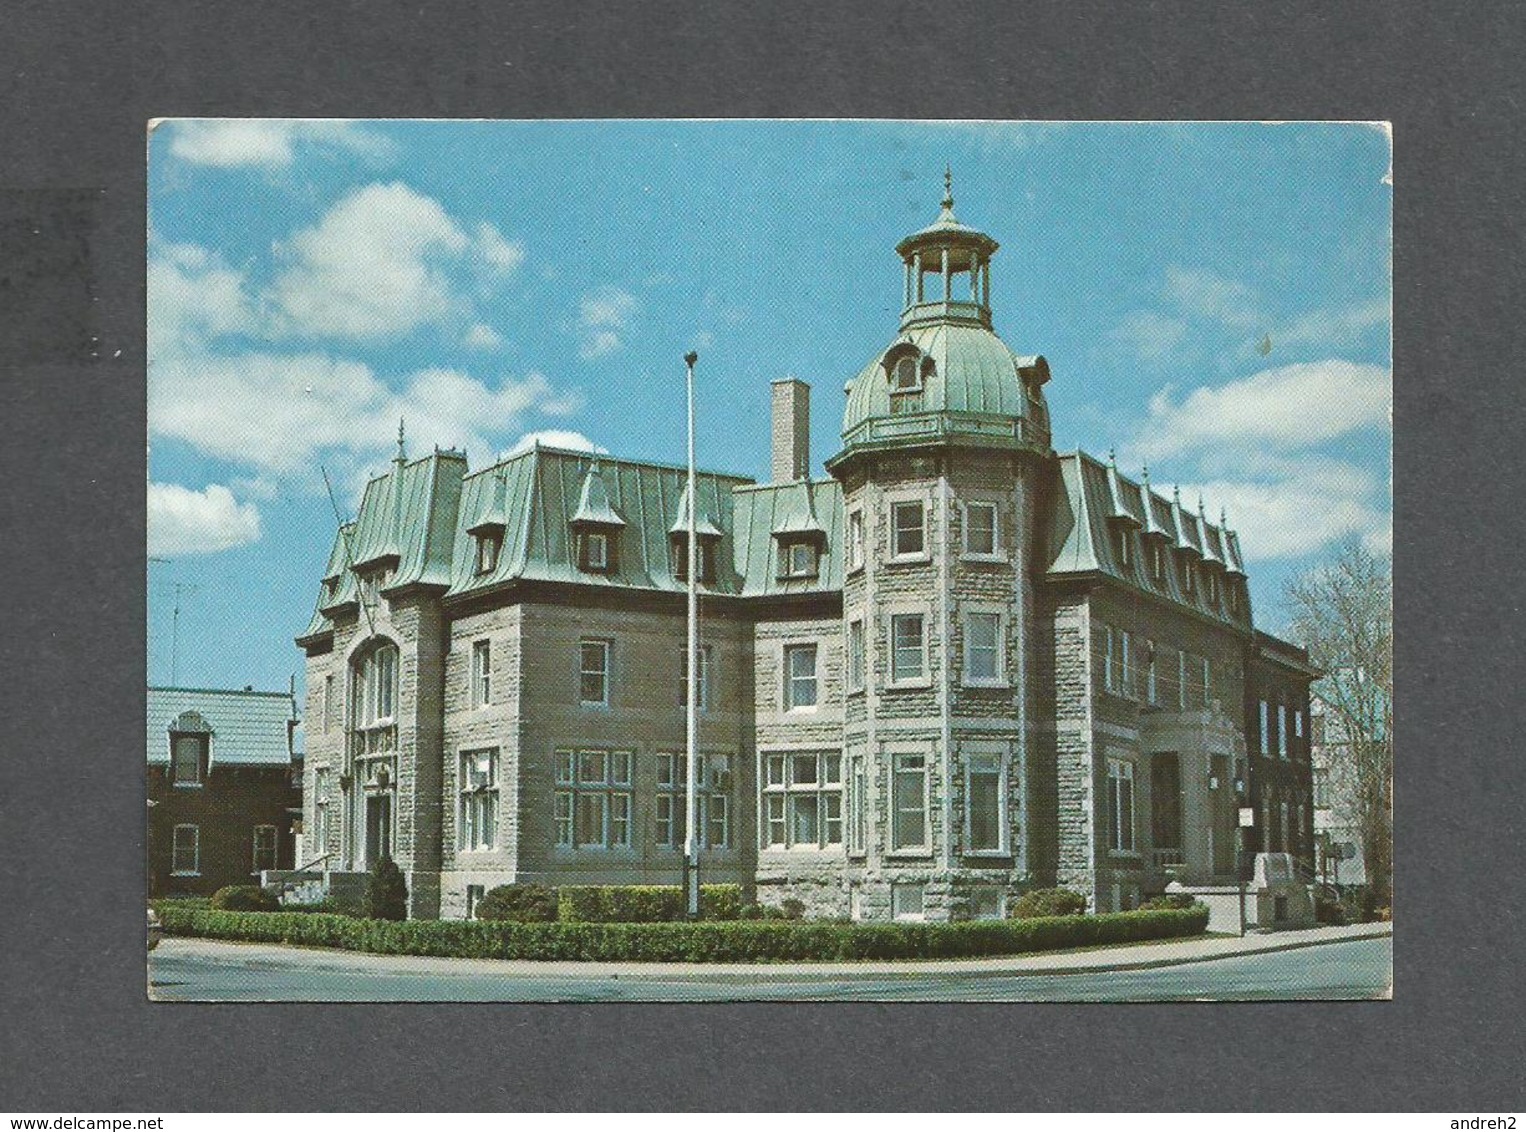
xmin=153 ymin=903 xmax=1211 ymax=963
xmin=557 ymin=884 xmax=746 ymax=923
xmin=1314 ymin=891 xmax=1347 ymax=925
xmin=1010 ymin=887 xmax=1088 ymax=919
xmin=280 ymin=899 xmax=339 ymax=915
xmin=1139 ymin=893 xmax=1199 ymax=912
xmin=366 ymin=856 xmax=409 ymax=921
xmin=779 ymin=898 xmax=806 ymax=921
xmin=210 ymin=885 xmax=279 ymax=913
xmin=475 ymin=884 xmax=559 ymax=923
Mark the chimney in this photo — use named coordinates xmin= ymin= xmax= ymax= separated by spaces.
xmin=770 ymin=377 xmax=811 ymax=483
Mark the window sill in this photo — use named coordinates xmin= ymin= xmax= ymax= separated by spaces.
xmin=887 ymin=553 xmax=932 ymax=566
xmin=171 ymin=782 xmax=204 ymax=789
xmin=962 ymin=679 xmax=1010 ymax=690
xmin=784 ymin=704 xmax=820 ymax=714
xmin=960 ymin=552 xmax=1006 ymax=564
xmin=886 ymin=849 xmax=933 ymax=860
xmin=845 ymin=564 xmax=865 ymax=578
xmin=1108 ymin=850 xmax=1141 ymax=860
xmin=963 ymin=850 xmax=1012 ymax=860
xmin=846 ymin=686 xmax=866 ymax=697
xmin=578 ymin=701 xmax=612 ymax=711
xmin=885 ymin=679 xmax=933 ymax=692
xmin=170 ymin=871 xmax=201 ymax=878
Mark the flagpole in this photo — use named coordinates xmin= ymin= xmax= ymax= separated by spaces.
xmin=683 ymin=350 xmax=701 ymax=920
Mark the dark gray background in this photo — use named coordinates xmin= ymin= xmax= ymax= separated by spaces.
xmin=0 ymin=0 xmax=1517 ymax=1112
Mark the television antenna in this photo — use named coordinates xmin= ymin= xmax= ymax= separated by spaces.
xmin=149 ymin=557 xmax=199 ymax=686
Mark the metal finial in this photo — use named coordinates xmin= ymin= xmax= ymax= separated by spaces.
xmin=1141 ymin=462 xmax=1151 ymax=486
xmin=1108 ymin=447 xmax=1117 ymax=468
xmin=395 ymin=418 xmax=406 ymax=463
xmin=1173 ymin=484 xmax=1181 ymax=505
xmin=942 ymin=165 xmax=954 ymax=209
xmin=1220 ymin=506 xmax=1229 ymax=529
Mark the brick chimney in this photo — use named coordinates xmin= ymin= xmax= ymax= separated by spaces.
xmin=770 ymin=377 xmax=811 ymax=483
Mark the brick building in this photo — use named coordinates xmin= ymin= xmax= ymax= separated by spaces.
xmin=147 ymin=686 xmax=301 ymax=896
xmin=297 ymin=180 xmax=1316 ymax=920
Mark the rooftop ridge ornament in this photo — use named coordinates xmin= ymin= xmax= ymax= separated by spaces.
xmin=395 ymin=418 xmax=407 ymax=465
xmin=942 ymin=164 xmax=955 ymax=214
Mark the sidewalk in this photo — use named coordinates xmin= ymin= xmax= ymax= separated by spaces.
xmin=158 ymin=921 xmax=1391 ymax=982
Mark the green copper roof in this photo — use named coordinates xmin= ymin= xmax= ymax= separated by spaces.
xmin=668 ymin=481 xmax=724 ymax=538
xmin=1046 ymin=451 xmax=1248 ymax=626
xmin=147 ymin=686 xmax=295 ymax=767
xmin=732 ymin=478 xmax=844 ymax=597
xmin=571 ymin=463 xmax=627 ymax=528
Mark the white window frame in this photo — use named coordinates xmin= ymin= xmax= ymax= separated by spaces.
xmin=1116 ymin=526 xmax=1132 ymax=570
xmin=759 ymin=750 xmax=843 ymax=850
xmin=554 ymin=748 xmax=633 ymax=850
xmin=170 ymin=733 xmax=206 ymax=788
xmin=1107 ymin=757 xmax=1136 ymax=854
xmin=888 ymin=611 xmax=928 ymax=687
xmin=171 ymin=824 xmax=200 ymax=876
xmin=848 ymin=753 xmax=867 ymax=856
xmin=252 ymin=824 xmax=278 ymax=874
xmin=783 ymin=642 xmax=819 ymax=711
xmin=1120 ymin=631 xmax=1134 ymax=698
xmin=471 ymin=639 xmax=492 ymax=709
xmin=585 ymin=530 xmax=609 ymax=571
xmin=963 ymin=749 xmax=1008 ymax=856
xmin=678 ymin=644 xmax=711 ymax=711
xmin=313 ymin=767 xmax=331 ymax=857
xmin=579 ymin=639 xmax=611 ymax=707
xmin=1278 ymin=702 xmax=1289 ymax=758
xmin=1259 ymin=699 xmax=1271 ymax=756
xmin=1145 ymin=640 xmax=1158 ymax=705
xmin=889 ymin=497 xmax=929 ymax=562
xmin=962 ymin=499 xmax=1000 ymax=559
xmin=781 ymin=539 xmax=819 ymax=579
xmin=962 ymin=607 xmax=1005 ymax=686
xmin=845 ymin=508 xmax=865 ymax=573
xmin=1151 ymin=540 xmax=1167 ymax=585
xmin=355 ymin=643 xmax=398 ymax=727
xmin=890 ymin=750 xmax=931 ymax=854
xmin=1177 ymin=650 xmax=1188 ymax=710
xmin=475 ymin=532 xmax=500 ymax=575
xmin=458 ymin=747 xmax=500 ymax=852
xmin=656 ymin=751 xmax=732 ymax=850
xmin=891 ymin=882 xmax=926 ymax=922
xmin=891 ymin=354 xmax=922 ymax=392
xmin=846 ymin=618 xmax=866 ymax=693
xmin=1201 ymin=656 xmax=1213 ymax=708
xmin=1101 ymin=625 xmax=1118 ymax=693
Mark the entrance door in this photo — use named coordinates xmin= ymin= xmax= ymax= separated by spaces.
xmin=1151 ymin=753 xmax=1182 ymax=865
xmin=365 ymin=793 xmax=393 ymax=866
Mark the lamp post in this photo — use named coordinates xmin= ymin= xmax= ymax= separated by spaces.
xmin=683 ymin=350 xmax=701 ymax=920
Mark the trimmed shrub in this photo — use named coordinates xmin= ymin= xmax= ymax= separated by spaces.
xmin=155 ymin=903 xmax=1210 ymax=964
xmin=1010 ymin=887 xmax=1088 ymax=919
xmin=366 ymin=856 xmax=409 ymax=921
xmin=210 ymin=885 xmax=279 ymax=913
xmin=280 ymin=899 xmax=339 ymax=915
xmin=557 ymin=884 xmax=746 ymax=923
xmin=779 ymin=898 xmax=806 ymax=921
xmin=476 ymin=884 xmax=559 ymax=923
xmin=1313 ymin=891 xmax=1347 ymax=925
xmin=1139 ymin=893 xmax=1199 ymax=912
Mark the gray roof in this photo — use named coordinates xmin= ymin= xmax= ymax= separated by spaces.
xmin=147 ymin=687 xmax=295 ymax=767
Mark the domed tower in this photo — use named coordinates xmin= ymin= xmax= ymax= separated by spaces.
xmin=825 ymin=172 xmax=1053 ymax=923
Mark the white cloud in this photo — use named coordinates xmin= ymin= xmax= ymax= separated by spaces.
xmin=1162 ymin=265 xmax=1263 ymax=329
xmin=1108 ymin=310 xmax=1188 ymax=361
xmin=1133 ymin=360 xmax=1391 ymax=462
xmin=577 ymin=286 xmax=637 ymax=359
xmin=1175 ymin=461 xmax=1388 ymax=561
xmin=148 ymin=482 xmax=263 ymax=556
xmin=268 ymin=183 xmax=524 ymax=340
xmin=148 ymin=242 xmax=259 ymax=349
xmin=507 ymin=430 xmax=609 ymax=456
xmin=1260 ymin=298 xmax=1390 ymax=355
xmin=464 ymin=323 xmax=505 ymax=349
xmin=163 ymin=120 xmax=398 ymax=169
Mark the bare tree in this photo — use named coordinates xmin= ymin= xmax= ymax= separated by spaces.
xmin=1283 ymin=540 xmax=1393 ymax=907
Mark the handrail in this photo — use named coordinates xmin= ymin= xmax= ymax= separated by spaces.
xmin=293 ymin=851 xmax=336 ymax=873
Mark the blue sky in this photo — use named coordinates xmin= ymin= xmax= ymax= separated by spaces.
xmin=147 ymin=119 xmax=1392 ymax=694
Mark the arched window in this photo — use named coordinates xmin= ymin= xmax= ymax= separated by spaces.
xmin=353 ymin=642 xmax=398 ymax=727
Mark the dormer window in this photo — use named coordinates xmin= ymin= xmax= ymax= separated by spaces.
xmin=1115 ymin=527 xmax=1132 ymax=570
xmin=475 ymin=532 xmax=500 ymax=575
xmin=585 ymin=531 xmax=609 ymax=571
xmin=892 ymin=355 xmax=921 ymax=392
xmin=672 ymin=533 xmax=718 ymax=585
xmin=779 ymin=539 xmax=819 ymax=579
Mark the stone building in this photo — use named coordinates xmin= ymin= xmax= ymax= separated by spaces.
xmin=296 ymin=179 xmax=1316 ymax=920
xmin=147 ymin=686 xmax=301 ymax=896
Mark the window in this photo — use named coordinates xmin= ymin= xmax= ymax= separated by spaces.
xmin=1280 ymin=801 xmax=1292 ymax=852
xmin=252 ymin=824 xmax=278 ymax=873
xmin=1278 ymin=703 xmax=1289 ymax=758
xmin=1201 ymin=656 xmax=1212 ymax=707
xmin=890 ymin=613 xmax=926 ymax=683
xmin=579 ymin=639 xmax=610 ymax=706
xmin=323 ymin=674 xmax=338 ymax=733
xmin=678 ymin=645 xmax=711 ymax=711
xmin=891 ymin=500 xmax=925 ymax=558
xmin=1206 ymin=569 xmax=1220 ymax=604
xmin=1121 ymin=631 xmax=1134 ymax=698
xmin=964 ymin=501 xmax=998 ymax=557
xmin=171 ymin=825 xmax=200 ymax=875
xmin=471 ymin=640 xmax=491 ymax=708
xmin=964 ymin=611 xmax=1002 ymax=684
xmin=459 ymin=748 xmax=499 ymax=852
xmin=1177 ymin=650 xmax=1188 ymax=710
xmin=656 ymin=752 xmax=733 ymax=849
xmin=891 ymin=355 xmax=921 ymax=392
xmin=554 ymin=749 xmax=632 ymax=849
xmin=475 ymin=533 xmax=500 ymax=575
xmin=783 ymin=643 xmax=818 ymax=709
xmin=846 ymin=619 xmax=866 ymax=693
xmin=1182 ymin=557 xmax=1196 ymax=596
xmin=1115 ymin=527 xmax=1132 ymax=569
xmin=1294 ymin=706 xmax=1305 ymax=755
xmin=1107 ymin=759 xmax=1135 ymax=852
xmin=846 ymin=509 xmax=865 ymax=572
xmin=1229 ymin=582 xmax=1239 ymax=613
xmin=970 ymin=888 xmax=1006 ymax=921
xmin=1259 ymin=700 xmax=1271 ymax=755
xmin=355 ymin=643 xmax=398 ymax=726
xmin=891 ymin=883 xmax=925 ymax=921
xmin=965 ymin=752 xmax=1006 ymax=854
xmin=780 ymin=540 xmax=819 ymax=578
xmin=1151 ymin=541 xmax=1167 ymax=585
xmin=170 ymin=734 xmax=206 ymax=787
xmin=671 ymin=535 xmax=717 ymax=584
xmin=314 ymin=768 xmax=331 ymax=857
xmin=849 ymin=755 xmax=867 ymax=854
xmin=891 ymin=752 xmax=929 ymax=851
xmin=1146 ymin=641 xmax=1158 ymax=704
xmin=761 ymin=751 xmax=843 ymax=849
xmin=1102 ymin=625 xmax=1119 ymax=693
xmin=584 ymin=531 xmax=609 ymax=571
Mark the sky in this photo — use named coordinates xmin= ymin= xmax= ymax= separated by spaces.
xmin=147 ymin=119 xmax=1392 ymax=695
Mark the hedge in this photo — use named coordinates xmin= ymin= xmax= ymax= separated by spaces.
xmin=154 ymin=903 xmax=1208 ymax=963
xmin=557 ymin=884 xmax=744 ymax=923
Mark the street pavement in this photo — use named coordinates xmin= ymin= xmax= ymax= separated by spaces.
xmin=148 ymin=924 xmax=1392 ymax=1002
